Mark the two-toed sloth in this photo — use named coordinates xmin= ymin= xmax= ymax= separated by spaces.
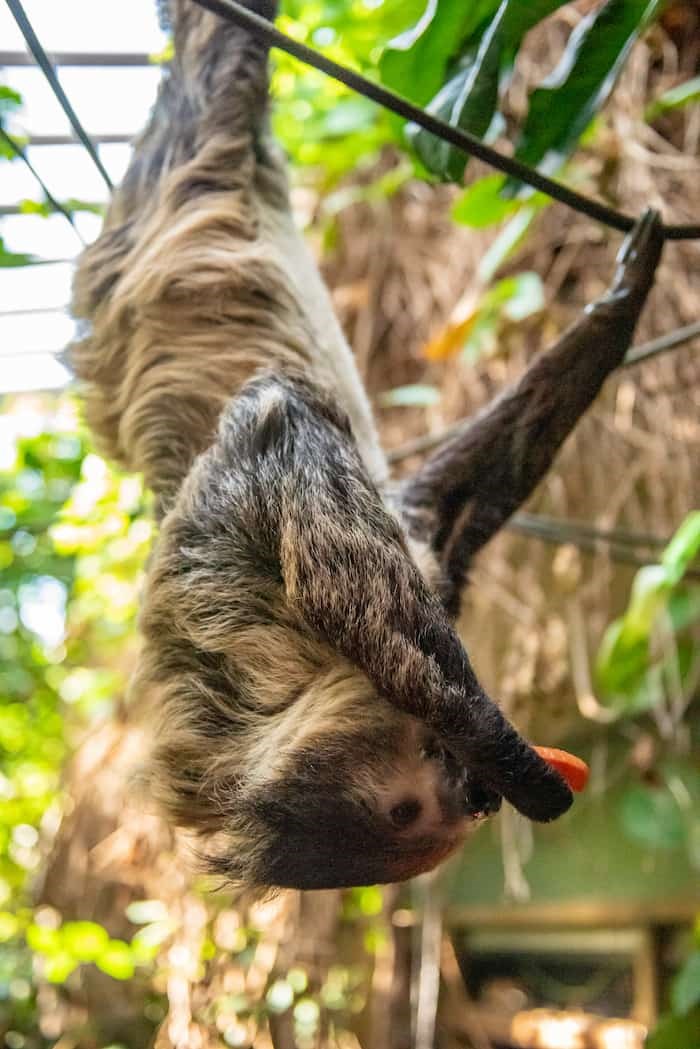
xmin=70 ymin=0 xmax=663 ymax=890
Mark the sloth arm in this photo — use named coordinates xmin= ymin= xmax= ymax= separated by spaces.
xmin=399 ymin=209 xmax=664 ymax=617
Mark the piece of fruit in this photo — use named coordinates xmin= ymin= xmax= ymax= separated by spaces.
xmin=533 ymin=746 xmax=589 ymax=792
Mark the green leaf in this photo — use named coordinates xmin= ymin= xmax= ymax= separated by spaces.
xmin=477 ymin=205 xmax=540 ymax=282
xmin=0 ymin=235 xmax=35 ymax=268
xmin=379 ymin=384 xmax=441 ymax=407
xmin=61 ymin=920 xmax=109 ymax=962
xmin=453 ymin=175 xmax=551 ymax=229
xmin=596 ymin=514 xmax=700 ymax=710
xmin=26 ymin=923 xmax=61 ymax=955
xmin=0 ymin=911 xmax=20 ymax=941
xmin=646 ymin=76 xmax=700 ymax=121
xmin=380 ymin=0 xmax=499 ymax=106
xmin=646 ymin=1008 xmax=700 ymax=1049
xmin=44 ymin=950 xmax=79 ymax=984
xmin=19 ymin=197 xmax=104 ymax=219
xmin=672 ymin=951 xmax=700 ymax=1015
xmin=496 ymin=271 xmax=544 ymax=320
xmin=667 ymin=586 xmax=700 ymax=634
xmin=617 ymin=785 xmax=685 ymax=850
xmin=96 ymin=939 xmax=135 ymax=980
xmin=662 ymin=512 xmax=700 ymax=587
xmin=506 ymin=0 xmax=664 ymax=192
xmin=622 ymin=564 xmax=673 ymax=639
xmin=452 ymin=175 xmax=523 ymax=227
xmin=411 ymin=0 xmax=569 ymax=179
xmin=0 ymin=85 xmax=22 ymax=120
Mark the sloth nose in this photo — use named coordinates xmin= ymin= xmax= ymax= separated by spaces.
xmin=463 ymin=780 xmax=502 ymax=819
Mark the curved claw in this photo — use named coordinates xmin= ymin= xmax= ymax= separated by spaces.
xmin=595 ymin=207 xmax=664 ymax=314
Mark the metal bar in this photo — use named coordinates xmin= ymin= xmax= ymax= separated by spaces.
xmin=623 ymin=320 xmax=700 ymax=368
xmin=0 ymin=127 xmax=84 ymax=246
xmin=0 ymin=305 xmax=70 ymax=317
xmin=2 ymin=133 xmax=131 ymax=147
xmin=0 ymin=50 xmax=156 ymax=66
xmin=5 ymin=0 xmax=114 ymax=191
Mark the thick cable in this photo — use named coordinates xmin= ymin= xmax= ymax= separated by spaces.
xmin=0 ymin=128 xmax=85 ymax=246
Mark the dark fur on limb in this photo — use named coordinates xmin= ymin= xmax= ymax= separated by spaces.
xmin=70 ymin=0 xmax=663 ymax=891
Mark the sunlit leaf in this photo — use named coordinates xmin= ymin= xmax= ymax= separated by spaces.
xmin=422 ymin=312 xmax=479 ymax=361
xmin=96 ymin=939 xmax=135 ymax=980
xmin=0 ymin=911 xmax=20 ymax=941
xmin=645 ymin=76 xmax=700 ymax=121
xmin=26 ymin=923 xmax=61 ymax=955
xmin=453 ymin=175 xmax=551 ymax=230
xmin=44 ymin=949 xmax=78 ymax=984
xmin=452 ymin=174 xmax=523 ymax=227
xmin=477 ymin=205 xmax=540 ymax=282
xmin=61 ymin=920 xmax=109 ymax=961
xmin=662 ymin=511 xmax=700 ymax=586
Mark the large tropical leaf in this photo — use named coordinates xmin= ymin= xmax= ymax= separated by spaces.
xmin=505 ymin=0 xmax=665 ymax=192
xmin=379 ymin=0 xmax=500 ymax=106
xmin=409 ymin=0 xmax=569 ymax=180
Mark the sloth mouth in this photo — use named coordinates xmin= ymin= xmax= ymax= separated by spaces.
xmin=424 ymin=736 xmax=502 ymax=821
xmin=390 ymin=836 xmax=463 ymax=881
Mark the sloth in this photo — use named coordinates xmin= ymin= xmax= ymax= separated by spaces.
xmin=70 ymin=0 xmax=662 ymax=890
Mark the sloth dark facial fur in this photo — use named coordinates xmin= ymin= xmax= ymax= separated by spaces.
xmin=70 ymin=0 xmax=662 ymax=892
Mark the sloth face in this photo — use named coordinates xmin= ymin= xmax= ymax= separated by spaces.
xmin=210 ymin=714 xmax=502 ymax=891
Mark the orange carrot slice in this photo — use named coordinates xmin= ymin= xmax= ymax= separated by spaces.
xmin=533 ymin=746 xmax=589 ymax=792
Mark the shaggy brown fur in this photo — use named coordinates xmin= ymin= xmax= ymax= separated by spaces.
xmin=70 ymin=1 xmax=662 ymax=890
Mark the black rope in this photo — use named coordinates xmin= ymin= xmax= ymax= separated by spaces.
xmin=193 ymin=0 xmax=700 ymax=242
xmin=508 ymin=514 xmax=700 ymax=581
xmin=0 ymin=128 xmax=85 ymax=246
xmin=5 ymin=0 xmax=113 ymax=192
xmin=511 ymin=513 xmax=668 ymax=551
xmin=623 ymin=320 xmax=700 ymax=368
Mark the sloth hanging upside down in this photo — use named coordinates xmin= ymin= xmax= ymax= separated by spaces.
xmin=70 ymin=0 xmax=663 ymax=890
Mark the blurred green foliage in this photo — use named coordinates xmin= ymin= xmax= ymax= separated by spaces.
xmin=0 ymin=403 xmax=151 ymax=1044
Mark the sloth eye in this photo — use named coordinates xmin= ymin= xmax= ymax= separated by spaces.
xmin=389 ymin=799 xmax=422 ymax=829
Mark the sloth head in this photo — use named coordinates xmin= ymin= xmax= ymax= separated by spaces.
xmin=137 ymin=374 xmax=571 ymax=891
